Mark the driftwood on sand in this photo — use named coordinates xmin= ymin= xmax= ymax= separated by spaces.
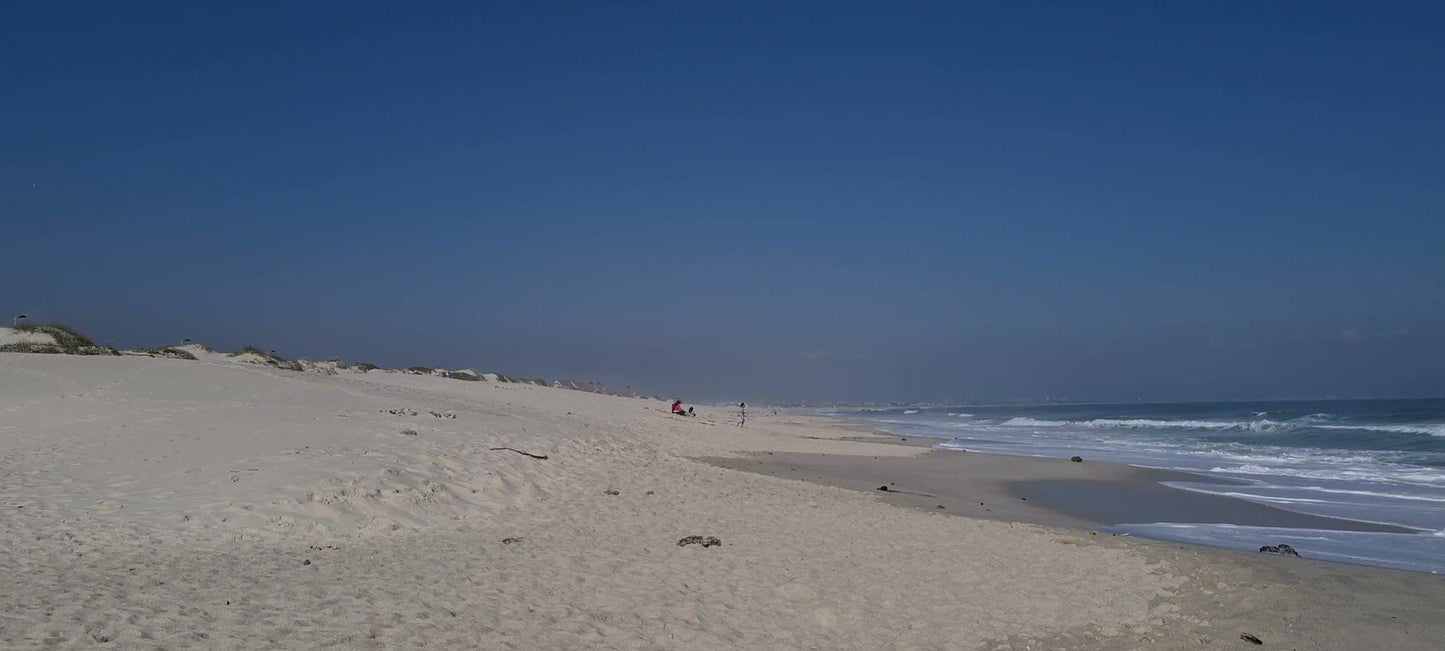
xmin=490 ymin=446 xmax=549 ymax=460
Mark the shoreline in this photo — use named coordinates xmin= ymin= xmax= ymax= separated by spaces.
xmin=878 ymin=420 xmax=1437 ymax=537
xmin=707 ymin=425 xmax=1417 ymax=538
xmin=698 ymin=415 xmax=1445 ymax=649
xmin=705 ymin=421 xmax=1427 ymax=568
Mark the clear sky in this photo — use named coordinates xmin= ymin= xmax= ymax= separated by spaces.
xmin=4 ymin=1 xmax=1442 ymax=403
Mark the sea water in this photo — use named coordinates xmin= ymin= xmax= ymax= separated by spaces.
xmin=836 ymin=400 xmax=1445 ymax=574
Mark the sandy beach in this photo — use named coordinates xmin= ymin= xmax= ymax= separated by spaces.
xmin=3 ymin=351 xmax=1443 ymax=649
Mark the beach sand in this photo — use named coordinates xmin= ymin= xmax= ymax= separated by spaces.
xmin=2 ymin=352 xmax=1442 ymax=649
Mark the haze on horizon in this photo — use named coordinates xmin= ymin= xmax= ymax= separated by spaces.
xmin=4 ymin=2 xmax=1442 ymax=404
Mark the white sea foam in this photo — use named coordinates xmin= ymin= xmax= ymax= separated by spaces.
xmin=1209 ymin=463 xmax=1445 ymax=486
xmin=1282 ymin=486 xmax=1445 ymax=503
xmin=854 ymin=403 xmax=1445 ymax=573
xmin=902 ymin=409 xmax=919 ymax=414
xmin=1208 ymin=491 xmax=1334 ymax=505
xmin=1110 ymin=523 xmax=1445 ymax=574
xmin=1190 ymin=449 xmax=1386 ymax=466
xmin=1085 ymin=418 xmax=1270 ymax=430
xmin=1000 ymin=417 xmax=1067 ymax=427
xmin=999 ymin=416 xmax=1275 ymax=430
xmin=993 ymin=415 xmax=1445 ymax=437
xmin=1318 ymin=423 xmax=1445 ymax=437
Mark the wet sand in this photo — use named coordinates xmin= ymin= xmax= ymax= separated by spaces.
xmin=704 ymin=423 xmax=1445 ymax=649
xmin=705 ymin=433 xmax=1414 ymax=534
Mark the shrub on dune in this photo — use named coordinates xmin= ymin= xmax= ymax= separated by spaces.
xmin=3 ymin=323 xmax=116 ymax=355
xmin=230 ymin=345 xmax=303 ymax=371
xmin=0 ymin=341 xmax=63 ymax=353
xmin=142 ymin=347 xmax=197 ymax=360
xmin=16 ymin=323 xmax=95 ymax=348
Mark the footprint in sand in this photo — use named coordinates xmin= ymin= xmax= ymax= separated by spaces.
xmin=774 ymin=583 xmax=818 ymax=603
xmin=811 ymin=607 xmax=839 ymax=628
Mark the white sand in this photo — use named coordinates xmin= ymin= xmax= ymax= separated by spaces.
xmin=2 ymin=352 xmax=1440 ymax=648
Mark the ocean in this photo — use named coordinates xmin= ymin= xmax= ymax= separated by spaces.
xmin=836 ymin=399 xmax=1445 ymax=574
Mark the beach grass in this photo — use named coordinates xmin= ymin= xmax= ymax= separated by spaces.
xmin=3 ymin=323 xmax=116 ymax=355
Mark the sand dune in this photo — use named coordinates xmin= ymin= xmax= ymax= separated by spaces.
xmin=2 ymin=352 xmax=1441 ymax=648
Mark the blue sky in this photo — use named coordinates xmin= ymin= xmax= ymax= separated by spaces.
xmin=3 ymin=1 xmax=1442 ymax=402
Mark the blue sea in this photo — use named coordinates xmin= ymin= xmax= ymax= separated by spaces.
xmin=835 ymin=399 xmax=1445 ymax=574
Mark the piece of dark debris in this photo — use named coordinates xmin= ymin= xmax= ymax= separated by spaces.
xmin=677 ymin=536 xmax=722 ymax=548
xmin=490 ymin=447 xmax=548 ymax=460
xmin=1258 ymin=544 xmax=1301 ymax=557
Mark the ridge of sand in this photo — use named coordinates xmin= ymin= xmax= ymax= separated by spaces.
xmin=2 ymin=352 xmax=1442 ymax=649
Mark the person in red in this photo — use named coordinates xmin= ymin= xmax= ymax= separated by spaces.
xmin=672 ymin=399 xmax=685 ymax=415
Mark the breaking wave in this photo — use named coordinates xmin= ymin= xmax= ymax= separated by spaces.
xmin=1207 ymin=463 xmax=1445 ymax=487
xmin=996 ymin=415 xmax=1445 ymax=437
xmin=1000 ymin=417 xmax=1067 ymax=427
xmin=850 ymin=399 xmax=1445 ymax=573
xmin=1317 ymin=423 xmax=1445 ymax=437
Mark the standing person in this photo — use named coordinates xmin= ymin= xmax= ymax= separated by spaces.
xmin=737 ymin=402 xmax=746 ymax=427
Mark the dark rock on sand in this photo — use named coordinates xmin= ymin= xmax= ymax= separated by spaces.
xmin=604 ymin=489 xmax=620 ymax=495
xmin=877 ymin=485 xmax=889 ymax=491
xmin=1241 ymin=632 xmax=1263 ymax=644
xmin=1259 ymin=544 xmax=1301 ymax=557
xmin=1070 ymin=456 xmax=1084 ymax=462
xmin=502 ymin=537 xmax=523 ymax=545
xmin=678 ymin=536 xmax=722 ymax=548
